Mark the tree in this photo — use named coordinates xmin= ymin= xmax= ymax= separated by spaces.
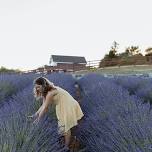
xmin=118 ymin=51 xmax=129 ymax=58
xmin=105 ymin=41 xmax=119 ymax=59
xmin=104 ymin=54 xmax=109 ymax=59
xmin=111 ymin=41 xmax=119 ymax=53
xmin=0 ymin=66 xmax=21 ymax=73
xmin=145 ymin=47 xmax=152 ymax=56
xmin=108 ymin=50 xmax=116 ymax=58
xmin=125 ymin=46 xmax=141 ymax=56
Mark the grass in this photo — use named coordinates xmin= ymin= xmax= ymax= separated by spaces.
xmin=73 ymin=64 xmax=152 ymax=75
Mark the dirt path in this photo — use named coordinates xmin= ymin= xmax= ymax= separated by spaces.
xmin=69 ymin=83 xmax=85 ymax=152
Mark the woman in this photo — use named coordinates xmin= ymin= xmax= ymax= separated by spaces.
xmin=28 ymin=76 xmax=84 ymax=147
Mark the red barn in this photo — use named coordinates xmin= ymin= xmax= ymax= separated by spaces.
xmin=49 ymin=55 xmax=87 ymax=72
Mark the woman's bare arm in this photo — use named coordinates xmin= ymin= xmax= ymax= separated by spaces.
xmin=28 ymin=98 xmax=45 ymax=118
xmin=35 ymin=106 xmax=42 ymax=116
xmin=33 ymin=91 xmax=57 ymax=123
xmin=35 ymin=98 xmax=45 ymax=115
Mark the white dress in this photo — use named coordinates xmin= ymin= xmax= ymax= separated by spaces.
xmin=51 ymin=86 xmax=84 ymax=134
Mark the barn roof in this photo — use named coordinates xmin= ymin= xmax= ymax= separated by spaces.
xmin=51 ymin=55 xmax=87 ymax=64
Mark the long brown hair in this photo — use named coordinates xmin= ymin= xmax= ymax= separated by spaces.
xmin=33 ymin=77 xmax=56 ymax=98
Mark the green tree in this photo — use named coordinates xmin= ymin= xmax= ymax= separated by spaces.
xmin=125 ymin=46 xmax=141 ymax=56
xmin=0 ymin=66 xmax=21 ymax=73
xmin=106 ymin=41 xmax=119 ymax=59
xmin=145 ymin=47 xmax=152 ymax=56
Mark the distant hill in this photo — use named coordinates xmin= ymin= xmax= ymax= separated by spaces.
xmin=0 ymin=66 xmax=21 ymax=74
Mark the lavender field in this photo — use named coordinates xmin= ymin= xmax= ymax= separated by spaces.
xmin=1 ymin=73 xmax=152 ymax=152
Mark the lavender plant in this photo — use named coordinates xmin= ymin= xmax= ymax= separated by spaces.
xmin=0 ymin=73 xmax=77 ymax=152
xmin=0 ymin=73 xmax=36 ymax=105
xmin=111 ymin=76 xmax=150 ymax=95
xmin=111 ymin=76 xmax=152 ymax=105
xmin=76 ymin=73 xmax=152 ymax=152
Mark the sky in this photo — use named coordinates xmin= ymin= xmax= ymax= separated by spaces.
xmin=0 ymin=0 xmax=152 ymax=71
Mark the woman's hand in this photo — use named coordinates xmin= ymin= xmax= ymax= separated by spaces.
xmin=27 ymin=113 xmax=38 ymax=120
xmin=33 ymin=118 xmax=40 ymax=125
xmin=27 ymin=115 xmax=35 ymax=118
xmin=27 ymin=114 xmax=39 ymax=125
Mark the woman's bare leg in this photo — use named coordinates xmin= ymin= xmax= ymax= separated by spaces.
xmin=64 ymin=129 xmax=71 ymax=147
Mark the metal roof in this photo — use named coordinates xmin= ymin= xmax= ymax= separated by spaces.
xmin=51 ymin=55 xmax=87 ymax=64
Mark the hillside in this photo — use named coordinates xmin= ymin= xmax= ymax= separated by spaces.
xmin=74 ymin=64 xmax=152 ymax=76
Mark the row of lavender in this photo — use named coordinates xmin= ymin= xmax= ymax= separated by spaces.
xmin=76 ymin=73 xmax=152 ymax=152
xmin=111 ymin=76 xmax=152 ymax=106
xmin=1 ymin=72 xmax=152 ymax=152
xmin=0 ymin=73 xmax=36 ymax=106
xmin=0 ymin=73 xmax=76 ymax=152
